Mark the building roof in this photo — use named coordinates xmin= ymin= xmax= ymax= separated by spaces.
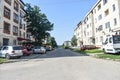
xmin=20 ymin=0 xmax=25 ymax=6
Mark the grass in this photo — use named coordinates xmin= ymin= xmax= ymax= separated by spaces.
xmin=84 ymin=49 xmax=103 ymax=54
xmin=72 ymin=48 xmax=103 ymax=54
xmin=96 ymin=54 xmax=120 ymax=60
xmin=72 ymin=48 xmax=120 ymax=60
xmin=0 ymin=58 xmax=6 ymax=64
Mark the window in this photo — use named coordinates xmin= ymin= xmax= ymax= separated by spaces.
xmin=13 ymin=40 xmax=17 ymax=45
xmin=109 ymin=37 xmax=112 ymax=43
xmin=5 ymin=0 xmax=11 ymax=5
xmin=13 ymin=13 xmax=19 ymax=23
xmin=19 ymin=31 xmax=21 ymax=37
xmin=23 ymin=32 xmax=25 ymax=38
xmin=98 ymin=25 xmax=103 ymax=31
xmin=20 ymin=19 xmax=22 ymax=29
xmin=98 ymin=14 xmax=102 ymax=20
xmin=98 ymin=4 xmax=101 ymax=10
xmin=105 ymin=38 xmax=108 ymax=44
xmin=4 ymin=21 xmax=10 ymax=34
xmin=14 ymin=1 xmax=19 ymax=12
xmin=112 ymin=4 xmax=116 ymax=11
xmin=4 ymin=6 xmax=11 ymax=19
xmin=113 ymin=35 xmax=120 ymax=44
xmin=105 ymin=22 xmax=110 ymax=29
xmin=13 ymin=26 xmax=18 ymax=36
xmin=114 ymin=18 xmax=117 ymax=26
xmin=23 ymin=24 xmax=26 ymax=30
xmin=104 ymin=9 xmax=109 ymax=16
xmin=103 ymin=0 xmax=107 ymax=5
xmin=3 ymin=38 xmax=9 ymax=46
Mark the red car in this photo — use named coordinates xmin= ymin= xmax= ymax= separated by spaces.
xmin=22 ymin=47 xmax=33 ymax=56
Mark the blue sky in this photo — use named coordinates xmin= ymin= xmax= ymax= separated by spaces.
xmin=23 ymin=0 xmax=98 ymax=45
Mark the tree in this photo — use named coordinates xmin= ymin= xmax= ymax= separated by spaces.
xmin=71 ymin=35 xmax=77 ymax=46
xmin=24 ymin=4 xmax=53 ymax=45
xmin=50 ymin=37 xmax=58 ymax=48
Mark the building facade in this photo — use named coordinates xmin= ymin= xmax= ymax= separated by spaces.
xmin=93 ymin=0 xmax=120 ymax=47
xmin=0 ymin=0 xmax=28 ymax=46
xmin=74 ymin=0 xmax=120 ymax=47
xmin=63 ymin=41 xmax=72 ymax=47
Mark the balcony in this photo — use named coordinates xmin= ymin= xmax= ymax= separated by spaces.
xmin=3 ymin=30 xmax=10 ymax=34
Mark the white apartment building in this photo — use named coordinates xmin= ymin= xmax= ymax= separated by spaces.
xmin=93 ymin=0 xmax=120 ymax=47
xmin=74 ymin=21 xmax=83 ymax=46
xmin=0 ymin=0 xmax=28 ymax=46
xmin=74 ymin=0 xmax=120 ymax=47
xmin=82 ymin=11 xmax=95 ymax=46
xmin=63 ymin=41 xmax=71 ymax=47
xmin=75 ymin=11 xmax=95 ymax=46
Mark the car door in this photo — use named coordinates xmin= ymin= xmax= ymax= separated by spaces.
xmin=1 ymin=46 xmax=8 ymax=57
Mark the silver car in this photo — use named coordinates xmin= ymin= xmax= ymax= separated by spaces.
xmin=0 ymin=46 xmax=23 ymax=59
xmin=33 ymin=46 xmax=46 ymax=54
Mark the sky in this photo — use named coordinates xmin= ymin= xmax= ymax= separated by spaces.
xmin=23 ymin=0 xmax=98 ymax=45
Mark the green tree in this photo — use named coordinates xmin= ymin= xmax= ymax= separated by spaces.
xmin=50 ymin=37 xmax=58 ymax=48
xmin=25 ymin=4 xmax=53 ymax=45
xmin=71 ymin=35 xmax=77 ymax=46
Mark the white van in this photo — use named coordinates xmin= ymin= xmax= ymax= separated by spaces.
xmin=102 ymin=35 xmax=120 ymax=54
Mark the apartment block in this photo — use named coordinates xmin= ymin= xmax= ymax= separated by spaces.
xmin=0 ymin=0 xmax=28 ymax=46
xmin=74 ymin=21 xmax=83 ymax=46
xmin=63 ymin=41 xmax=71 ymax=47
xmin=74 ymin=0 xmax=120 ymax=47
xmin=93 ymin=0 xmax=120 ymax=47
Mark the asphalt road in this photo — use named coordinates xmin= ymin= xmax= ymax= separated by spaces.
xmin=0 ymin=48 xmax=120 ymax=80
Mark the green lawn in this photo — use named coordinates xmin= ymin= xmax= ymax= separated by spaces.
xmin=85 ymin=49 xmax=103 ymax=54
xmin=96 ymin=54 xmax=120 ymax=60
xmin=72 ymin=48 xmax=120 ymax=60
xmin=0 ymin=58 xmax=6 ymax=64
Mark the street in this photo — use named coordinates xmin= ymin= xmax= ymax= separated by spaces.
xmin=0 ymin=48 xmax=120 ymax=80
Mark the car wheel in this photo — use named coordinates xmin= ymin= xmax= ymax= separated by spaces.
xmin=103 ymin=49 xmax=107 ymax=54
xmin=5 ymin=53 xmax=10 ymax=59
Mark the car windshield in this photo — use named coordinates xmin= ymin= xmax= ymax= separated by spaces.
xmin=13 ymin=46 xmax=21 ymax=50
xmin=113 ymin=35 xmax=120 ymax=44
xmin=35 ymin=46 xmax=41 ymax=49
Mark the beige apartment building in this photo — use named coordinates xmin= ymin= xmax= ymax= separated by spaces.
xmin=0 ymin=0 xmax=29 ymax=46
xmin=74 ymin=21 xmax=83 ymax=46
xmin=63 ymin=41 xmax=71 ymax=47
xmin=74 ymin=0 xmax=120 ymax=47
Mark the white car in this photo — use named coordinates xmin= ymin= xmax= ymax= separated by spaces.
xmin=0 ymin=46 xmax=23 ymax=59
xmin=33 ymin=46 xmax=46 ymax=54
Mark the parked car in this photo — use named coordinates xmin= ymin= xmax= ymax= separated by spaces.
xmin=0 ymin=46 xmax=23 ymax=59
xmin=45 ymin=47 xmax=51 ymax=51
xmin=33 ymin=46 xmax=46 ymax=54
xmin=0 ymin=46 xmax=2 ymax=50
xmin=22 ymin=47 xmax=33 ymax=56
